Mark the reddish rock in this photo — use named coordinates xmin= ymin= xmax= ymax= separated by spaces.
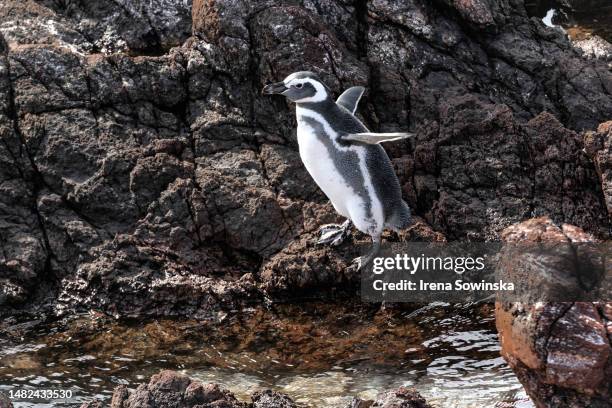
xmin=496 ymin=217 xmax=611 ymax=408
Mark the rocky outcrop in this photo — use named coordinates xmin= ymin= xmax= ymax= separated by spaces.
xmin=584 ymin=121 xmax=612 ymax=218
xmin=80 ymin=370 xmax=432 ymax=408
xmin=80 ymin=370 xmax=250 ymax=408
xmin=496 ymin=217 xmax=611 ymax=408
xmin=347 ymin=386 xmax=433 ymax=408
xmin=1 ymin=0 xmax=611 ymax=317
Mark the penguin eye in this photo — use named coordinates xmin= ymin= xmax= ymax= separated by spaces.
xmin=295 ymin=83 xmax=303 ymax=89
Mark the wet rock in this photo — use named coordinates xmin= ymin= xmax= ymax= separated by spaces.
xmin=251 ymin=390 xmax=297 ymax=408
xmin=0 ymin=392 xmax=12 ymax=408
xmin=80 ymin=402 xmax=103 ymax=408
xmin=84 ymin=370 xmax=298 ymax=408
xmin=347 ymin=386 xmax=432 ymax=408
xmin=83 ymin=370 xmax=248 ymax=408
xmin=496 ymin=217 xmax=612 ymax=408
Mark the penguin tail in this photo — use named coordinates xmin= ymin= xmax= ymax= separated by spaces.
xmin=386 ymin=200 xmax=413 ymax=231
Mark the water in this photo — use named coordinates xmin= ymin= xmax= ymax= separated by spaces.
xmin=0 ymin=302 xmax=533 ymax=407
xmin=526 ymin=1 xmax=612 ymax=42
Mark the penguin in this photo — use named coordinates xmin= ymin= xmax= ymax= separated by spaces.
xmin=263 ymin=71 xmax=413 ymax=270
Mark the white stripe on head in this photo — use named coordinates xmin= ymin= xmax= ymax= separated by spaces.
xmin=283 ymin=77 xmax=327 ymax=103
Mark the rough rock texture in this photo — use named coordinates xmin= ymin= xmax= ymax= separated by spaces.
xmin=556 ymin=0 xmax=610 ymax=13
xmin=496 ymin=217 xmax=612 ymax=408
xmin=251 ymin=390 xmax=297 ymax=408
xmin=573 ymin=35 xmax=612 ymax=60
xmin=0 ymin=0 xmax=192 ymax=55
xmin=80 ymin=370 xmax=434 ymax=408
xmin=584 ymin=121 xmax=612 ymax=218
xmin=347 ymin=386 xmax=433 ymax=408
xmin=0 ymin=0 xmax=611 ymax=317
xmin=81 ymin=370 xmax=249 ymax=408
xmin=0 ymin=393 xmax=12 ymax=408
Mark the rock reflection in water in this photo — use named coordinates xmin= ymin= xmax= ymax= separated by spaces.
xmin=0 ymin=302 xmax=532 ymax=407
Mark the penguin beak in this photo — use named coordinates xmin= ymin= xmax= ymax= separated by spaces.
xmin=262 ymin=82 xmax=288 ymax=95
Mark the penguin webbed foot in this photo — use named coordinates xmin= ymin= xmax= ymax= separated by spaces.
xmin=348 ymin=238 xmax=381 ymax=272
xmin=317 ymin=220 xmax=352 ymax=246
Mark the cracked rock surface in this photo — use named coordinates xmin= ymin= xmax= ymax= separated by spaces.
xmin=496 ymin=217 xmax=611 ymax=408
xmin=0 ymin=0 xmax=610 ymax=319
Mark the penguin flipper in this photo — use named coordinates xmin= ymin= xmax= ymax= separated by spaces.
xmin=340 ymin=132 xmax=414 ymax=144
xmin=336 ymin=86 xmax=365 ymax=114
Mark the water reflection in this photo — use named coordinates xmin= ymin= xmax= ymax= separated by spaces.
xmin=0 ymin=302 xmax=533 ymax=407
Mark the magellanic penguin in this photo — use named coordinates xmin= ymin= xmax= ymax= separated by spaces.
xmin=263 ymin=71 xmax=413 ymax=270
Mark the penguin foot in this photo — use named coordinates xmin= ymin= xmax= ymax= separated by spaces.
xmin=318 ymin=223 xmax=343 ymax=235
xmin=350 ymin=255 xmax=371 ymax=272
xmin=317 ymin=221 xmax=352 ymax=246
xmin=317 ymin=227 xmax=350 ymax=246
xmin=348 ymin=237 xmax=381 ymax=272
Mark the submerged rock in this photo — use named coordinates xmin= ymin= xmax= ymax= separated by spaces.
xmin=496 ymin=217 xmax=612 ymax=408
xmin=80 ymin=370 xmax=432 ymax=408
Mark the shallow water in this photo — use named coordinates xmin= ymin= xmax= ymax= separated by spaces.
xmin=0 ymin=302 xmax=533 ymax=407
xmin=526 ymin=2 xmax=612 ymax=42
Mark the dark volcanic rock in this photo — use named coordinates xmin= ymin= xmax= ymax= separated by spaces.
xmin=0 ymin=0 xmax=610 ymax=317
xmin=496 ymin=217 xmax=612 ymax=408
xmin=584 ymin=121 xmax=612 ymax=218
xmin=4 ymin=0 xmax=192 ymax=55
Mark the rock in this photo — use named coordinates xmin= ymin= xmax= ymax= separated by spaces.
xmin=0 ymin=0 xmax=610 ymax=317
xmin=251 ymin=390 xmax=297 ymax=408
xmin=556 ymin=0 xmax=611 ymax=13
xmin=573 ymin=35 xmax=612 ymax=60
xmin=496 ymin=217 xmax=612 ymax=408
xmin=0 ymin=392 xmax=13 ymax=408
xmin=79 ymin=401 xmax=103 ymax=408
xmin=107 ymin=370 xmax=248 ymax=408
xmin=584 ymin=121 xmax=612 ymax=218
xmin=83 ymin=370 xmax=433 ymax=408
xmin=347 ymin=386 xmax=433 ymax=408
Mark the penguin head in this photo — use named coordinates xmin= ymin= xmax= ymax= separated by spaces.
xmin=262 ymin=71 xmax=330 ymax=103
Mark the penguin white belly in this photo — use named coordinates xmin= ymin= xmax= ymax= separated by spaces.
xmin=296 ymin=121 xmax=356 ymax=218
